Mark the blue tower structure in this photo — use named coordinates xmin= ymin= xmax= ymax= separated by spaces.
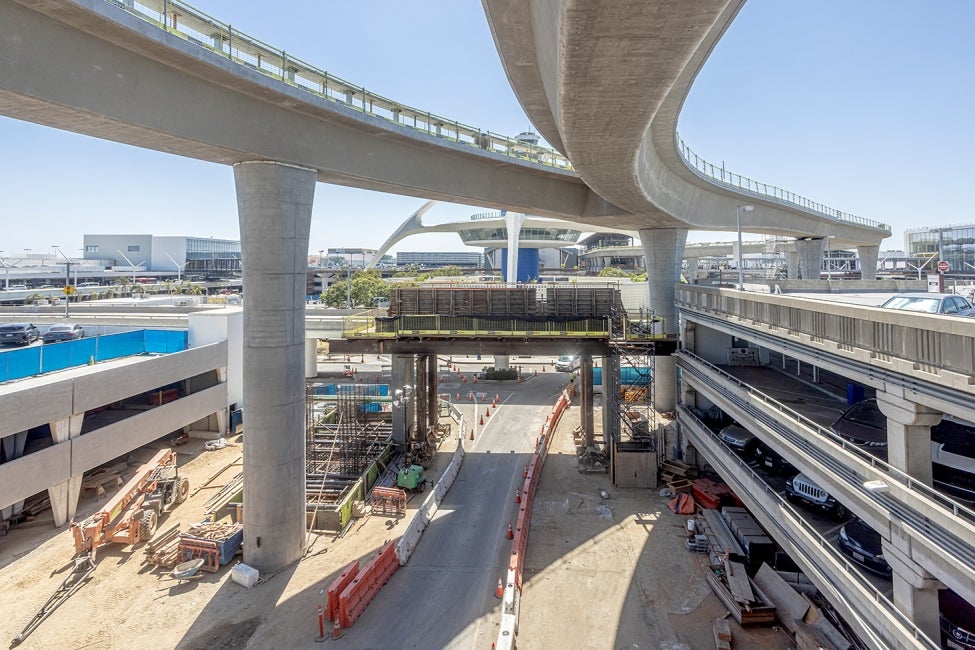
xmin=500 ymin=248 xmax=540 ymax=283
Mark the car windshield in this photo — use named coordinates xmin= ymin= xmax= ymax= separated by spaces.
xmin=881 ymin=296 xmax=941 ymax=313
xmin=0 ymin=324 xmax=27 ymax=331
xmin=48 ymin=325 xmax=72 ymax=332
xmin=557 ymin=355 xmax=572 ymax=362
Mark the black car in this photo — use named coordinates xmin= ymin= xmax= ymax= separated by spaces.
xmin=940 ymin=588 xmax=975 ymax=650
xmin=42 ymin=323 xmax=85 ymax=344
xmin=837 ymin=517 xmax=891 ymax=576
xmin=754 ymin=442 xmax=796 ymax=475
xmin=0 ymin=323 xmax=40 ymax=345
xmin=830 ymin=398 xmax=889 ymax=459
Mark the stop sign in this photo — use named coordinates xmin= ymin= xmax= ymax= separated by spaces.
xmin=937 ymin=260 xmax=950 ymax=273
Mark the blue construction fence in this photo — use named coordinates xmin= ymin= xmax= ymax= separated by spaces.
xmin=310 ymin=383 xmax=390 ymax=413
xmin=591 ymin=366 xmax=651 ymax=387
xmin=0 ymin=330 xmax=188 ymax=383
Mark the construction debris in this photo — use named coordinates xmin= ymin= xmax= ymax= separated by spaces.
xmin=144 ymin=523 xmax=182 ymax=569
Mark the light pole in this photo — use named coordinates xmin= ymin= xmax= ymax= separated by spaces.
xmin=824 ymin=235 xmax=836 ymax=278
xmin=318 ymin=249 xmax=324 ymax=268
xmin=346 ymin=264 xmax=352 ymax=310
xmin=736 ymin=205 xmax=753 ymax=290
xmin=163 ymin=251 xmax=186 ymax=283
xmin=115 ymin=249 xmax=143 ymax=283
xmin=52 ymin=245 xmax=71 ymax=318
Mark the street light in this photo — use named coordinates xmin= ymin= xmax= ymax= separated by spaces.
xmin=163 ymin=251 xmax=186 ymax=283
xmin=824 ymin=235 xmax=836 ymax=278
xmin=736 ymin=205 xmax=754 ymax=290
xmin=318 ymin=249 xmax=324 ymax=268
xmin=52 ymin=245 xmax=72 ymax=318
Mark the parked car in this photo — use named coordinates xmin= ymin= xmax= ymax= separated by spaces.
xmin=0 ymin=323 xmax=39 ymax=345
xmin=42 ymin=323 xmax=85 ymax=343
xmin=830 ymin=398 xmax=888 ymax=458
xmin=940 ymin=588 xmax=975 ymax=650
xmin=554 ymin=354 xmax=580 ymax=372
xmin=717 ymin=424 xmax=759 ymax=456
xmin=785 ymin=472 xmax=848 ymax=520
xmin=837 ymin=517 xmax=891 ymax=576
xmin=754 ymin=442 xmax=796 ymax=475
xmin=880 ymin=293 xmax=975 ymax=316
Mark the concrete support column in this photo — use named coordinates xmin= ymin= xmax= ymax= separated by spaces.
xmin=786 ymin=251 xmax=799 ymax=279
xmin=234 ymin=160 xmax=316 ymax=572
xmin=47 ymin=414 xmax=85 ymax=525
xmin=503 ymin=212 xmax=526 ymax=285
xmin=883 ymin=527 xmax=943 ymax=642
xmin=638 ymin=228 xmax=687 ymax=412
xmin=494 ymin=354 xmax=510 ymax=370
xmin=391 ymin=354 xmax=415 ymax=445
xmin=580 ymin=354 xmax=594 ymax=447
xmin=426 ymin=353 xmax=439 ymax=431
xmin=1 ymin=431 xmax=29 ymax=519
xmin=857 ymin=244 xmax=880 ymax=280
xmin=415 ymin=354 xmax=429 ymax=443
xmin=602 ymin=355 xmax=621 ymax=447
xmin=304 ymin=338 xmax=318 ymax=379
xmin=794 ymin=238 xmax=825 ymax=280
xmin=684 ymin=256 xmax=699 ymax=280
xmin=876 ymin=391 xmax=941 ymax=485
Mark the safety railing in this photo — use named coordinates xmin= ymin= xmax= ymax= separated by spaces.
xmin=676 ymin=350 xmax=975 ymax=525
xmin=104 ymin=0 xmax=573 ymax=170
xmin=677 ymin=136 xmax=890 ymax=232
xmin=679 ymin=406 xmax=937 ymax=649
xmin=342 ymin=314 xmax=611 ymax=339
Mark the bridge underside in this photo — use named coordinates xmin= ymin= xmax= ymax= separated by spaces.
xmin=330 ymin=336 xmax=677 ymax=357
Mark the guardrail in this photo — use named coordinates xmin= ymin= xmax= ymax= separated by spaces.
xmin=343 ymin=314 xmax=612 ymax=339
xmin=104 ymin=0 xmax=573 ymax=170
xmin=679 ymin=406 xmax=936 ymax=648
xmin=676 ymin=350 xmax=975 ymax=523
xmin=677 ymin=136 xmax=890 ymax=232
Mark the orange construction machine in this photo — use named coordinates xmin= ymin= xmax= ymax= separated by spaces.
xmin=71 ymin=448 xmax=189 ymax=559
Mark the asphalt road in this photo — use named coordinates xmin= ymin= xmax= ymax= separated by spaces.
xmin=337 ymin=370 xmax=566 ymax=649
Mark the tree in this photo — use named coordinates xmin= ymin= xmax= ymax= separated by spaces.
xmin=322 ymin=269 xmax=389 ymax=307
xmin=598 ymin=267 xmax=629 ymax=278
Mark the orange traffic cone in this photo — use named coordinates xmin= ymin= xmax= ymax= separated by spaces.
xmin=469 ymin=428 xmax=474 ymax=440
xmin=506 ymin=522 xmax=514 ymax=540
xmin=534 ymin=369 xmax=537 ymax=377
xmin=456 ymin=393 xmax=461 ymax=400
xmin=473 ymin=376 xmax=478 ymax=384
xmin=479 ymin=415 xmax=484 ymax=425
xmin=332 ymin=620 xmax=343 ymax=640
xmin=495 ymin=576 xmax=504 ymax=598
xmin=543 ymin=365 xmax=546 ymax=372
xmin=523 ymin=465 xmax=528 ymax=478
xmin=495 ymin=393 xmax=500 ymax=402
xmin=514 ymin=490 xmax=521 ymax=503
xmin=484 ymin=408 xmax=490 ymax=418
xmin=468 ymin=392 xmax=473 ymax=401
xmin=516 ymin=376 xmax=521 ymax=384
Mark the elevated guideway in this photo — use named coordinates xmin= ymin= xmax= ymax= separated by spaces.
xmin=483 ymin=1 xmax=890 ymax=246
xmin=0 ymin=0 xmax=618 ymax=222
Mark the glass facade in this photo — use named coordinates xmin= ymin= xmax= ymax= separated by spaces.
xmin=185 ymin=237 xmax=242 ymax=273
xmin=458 ymin=227 xmax=580 ymax=244
xmin=906 ymin=224 xmax=975 ymax=273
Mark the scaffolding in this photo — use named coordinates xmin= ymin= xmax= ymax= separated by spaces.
xmin=608 ymin=340 xmax=657 ymax=451
xmin=304 ymin=385 xmax=392 ymax=508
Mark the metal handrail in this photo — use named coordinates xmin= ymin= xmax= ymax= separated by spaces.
xmin=677 ymin=136 xmax=890 ymax=233
xmin=103 ymin=2 xmax=878 ymax=232
xmin=676 ymin=350 xmax=975 ymax=528
xmin=106 ymin=0 xmax=573 ymax=171
xmin=679 ymin=406 xmax=936 ymax=648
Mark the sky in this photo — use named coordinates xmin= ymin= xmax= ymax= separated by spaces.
xmin=1 ymin=1 xmax=972 ymax=259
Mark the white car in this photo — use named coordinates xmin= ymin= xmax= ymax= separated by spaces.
xmin=554 ymin=355 xmax=580 ymax=372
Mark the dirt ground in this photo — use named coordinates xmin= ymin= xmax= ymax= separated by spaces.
xmin=1 ymin=383 xmax=793 ymax=650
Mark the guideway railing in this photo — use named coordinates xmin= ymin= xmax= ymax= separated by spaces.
xmin=104 ymin=0 xmax=572 ymax=170
xmin=102 ymin=1 xmax=873 ymax=231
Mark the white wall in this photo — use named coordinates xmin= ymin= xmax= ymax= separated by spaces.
xmin=189 ymin=307 xmax=243 ymax=408
xmin=151 ymin=236 xmax=188 ymax=274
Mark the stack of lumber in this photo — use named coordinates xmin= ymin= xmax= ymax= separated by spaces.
xmin=660 ymin=459 xmax=696 ymax=494
xmin=203 ymin=472 xmax=243 ymax=515
xmin=184 ymin=522 xmax=241 ymax=540
xmin=144 ymin=523 xmax=181 ymax=568
xmin=81 ymin=461 xmax=129 ymax=497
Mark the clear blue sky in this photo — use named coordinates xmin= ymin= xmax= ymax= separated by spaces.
xmin=1 ymin=1 xmax=972 ymax=258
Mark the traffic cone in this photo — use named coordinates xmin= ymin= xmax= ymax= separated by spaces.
xmin=543 ymin=365 xmax=546 ymax=372
xmin=479 ymin=415 xmax=484 ymax=425
xmin=315 ymin=604 xmax=326 ymax=642
xmin=516 ymin=376 xmax=521 ymax=384
xmin=506 ymin=522 xmax=514 ymax=540
xmin=485 ymin=408 xmax=490 ymax=418
xmin=468 ymin=392 xmax=473 ymax=401
xmin=456 ymin=393 xmax=461 ymax=400
xmin=495 ymin=393 xmax=500 ymax=403
xmin=534 ymin=369 xmax=537 ymax=377
xmin=523 ymin=465 xmax=528 ymax=478
xmin=514 ymin=490 xmax=521 ymax=503
xmin=331 ymin=620 xmax=343 ymax=640
xmin=495 ymin=576 xmax=504 ymax=598
xmin=469 ymin=428 xmax=474 ymax=440
xmin=473 ymin=376 xmax=478 ymax=384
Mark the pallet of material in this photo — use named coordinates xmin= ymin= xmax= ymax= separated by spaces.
xmin=144 ymin=523 xmax=182 ymax=568
xmin=705 ymin=566 xmax=777 ymax=625
xmin=667 ymin=479 xmax=693 ymax=494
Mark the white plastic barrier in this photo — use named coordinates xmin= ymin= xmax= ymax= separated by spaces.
xmin=395 ymin=407 xmax=467 ymax=565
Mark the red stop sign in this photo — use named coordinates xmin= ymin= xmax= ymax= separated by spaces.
xmin=937 ymin=260 xmax=950 ymax=273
